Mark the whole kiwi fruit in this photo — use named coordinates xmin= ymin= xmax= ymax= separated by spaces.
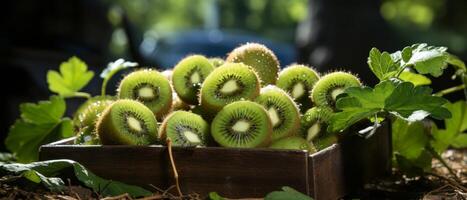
xmin=209 ymin=57 xmax=225 ymax=68
xmin=211 ymin=101 xmax=272 ymax=148
xmin=276 ymin=64 xmax=320 ymax=112
xmin=118 ymin=69 xmax=172 ymax=120
xmin=255 ymin=85 xmax=300 ymax=141
xmin=226 ymin=43 xmax=280 ymax=86
xmin=159 ymin=111 xmax=210 ymax=147
xmin=269 ymin=136 xmax=316 ymax=153
xmin=200 ymin=63 xmax=260 ymax=114
xmin=311 ymin=72 xmax=361 ymax=110
xmin=96 ymin=99 xmax=158 ymax=145
xmin=172 ymin=55 xmax=215 ymax=105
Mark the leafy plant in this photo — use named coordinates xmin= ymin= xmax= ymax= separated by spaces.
xmin=0 ymin=159 xmax=152 ymax=197
xmin=329 ymin=43 xmax=467 ymax=177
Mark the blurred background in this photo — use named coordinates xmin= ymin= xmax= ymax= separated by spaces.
xmin=1 ymin=0 xmax=467 ymax=150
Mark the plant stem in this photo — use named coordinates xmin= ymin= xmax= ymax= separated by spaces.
xmin=427 ymin=147 xmax=460 ymax=183
xmin=72 ymin=92 xmax=91 ymax=99
xmin=434 ymin=84 xmax=465 ymax=97
xmin=166 ymin=138 xmax=183 ymax=197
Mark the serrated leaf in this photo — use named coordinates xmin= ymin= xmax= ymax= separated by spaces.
xmin=100 ymin=59 xmax=138 ymax=79
xmin=47 ymin=56 xmax=94 ymax=97
xmin=368 ymin=48 xmax=399 ymax=80
xmin=399 ymin=71 xmax=431 ymax=86
xmin=407 ymin=44 xmax=449 ymax=77
xmin=0 ymin=159 xmax=152 ymax=197
xmin=392 ymin=119 xmax=428 ymax=160
xmin=431 ymin=101 xmax=467 ymax=152
xmin=5 ymin=96 xmax=72 ymax=163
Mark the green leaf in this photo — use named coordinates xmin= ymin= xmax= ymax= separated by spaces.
xmin=395 ymin=150 xmax=432 ymax=177
xmin=401 ymin=46 xmax=413 ymax=63
xmin=208 ymin=192 xmax=225 ymax=200
xmin=0 ymin=159 xmax=152 ymax=197
xmin=431 ymin=101 xmax=467 ymax=152
xmin=446 ymin=53 xmax=466 ymax=72
xmin=328 ymin=81 xmax=451 ymax=132
xmin=367 ymin=48 xmax=399 ymax=80
xmin=407 ymin=44 xmax=449 ymax=77
xmin=47 ymin=56 xmax=94 ymax=97
xmin=5 ymin=96 xmax=72 ymax=163
xmin=265 ymin=186 xmax=313 ymax=200
xmin=392 ymin=119 xmax=428 ymax=160
xmin=399 ymin=71 xmax=431 ymax=86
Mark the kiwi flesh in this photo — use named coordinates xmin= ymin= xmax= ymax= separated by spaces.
xmin=159 ymin=111 xmax=210 ymax=147
xmin=269 ymin=136 xmax=316 ymax=153
xmin=276 ymin=64 xmax=320 ymax=112
xmin=172 ymin=55 xmax=215 ymax=105
xmin=311 ymin=72 xmax=361 ymax=110
xmin=96 ymin=99 xmax=158 ymax=145
xmin=255 ymin=85 xmax=300 ymax=141
xmin=200 ymin=63 xmax=260 ymax=114
xmin=300 ymin=107 xmax=333 ymax=141
xmin=211 ymin=101 xmax=272 ymax=148
xmin=226 ymin=43 xmax=280 ymax=86
xmin=118 ymin=69 xmax=172 ymax=120
xmin=209 ymin=57 xmax=225 ymax=68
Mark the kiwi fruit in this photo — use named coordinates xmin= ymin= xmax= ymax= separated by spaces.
xmin=255 ymin=85 xmax=300 ymax=141
xmin=269 ymin=136 xmax=316 ymax=153
xmin=96 ymin=99 xmax=158 ymax=145
xmin=118 ymin=69 xmax=172 ymax=120
xmin=226 ymin=43 xmax=280 ymax=86
xmin=170 ymin=92 xmax=191 ymax=112
xmin=300 ymin=107 xmax=333 ymax=141
xmin=314 ymin=134 xmax=338 ymax=151
xmin=159 ymin=111 xmax=210 ymax=147
xmin=161 ymin=69 xmax=173 ymax=80
xmin=74 ymin=126 xmax=100 ymax=145
xmin=276 ymin=64 xmax=320 ymax=112
xmin=211 ymin=101 xmax=272 ymax=148
xmin=311 ymin=72 xmax=361 ymax=110
xmin=200 ymin=63 xmax=260 ymax=114
xmin=73 ymin=95 xmax=114 ymax=126
xmin=209 ymin=57 xmax=225 ymax=68
xmin=75 ymin=99 xmax=114 ymax=129
xmin=172 ymin=55 xmax=215 ymax=104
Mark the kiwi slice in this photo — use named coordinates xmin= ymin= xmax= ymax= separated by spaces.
xmin=310 ymin=72 xmax=361 ymax=110
xmin=159 ymin=111 xmax=210 ymax=147
xmin=209 ymin=57 xmax=225 ymax=68
xmin=200 ymin=63 xmax=260 ymax=114
xmin=75 ymin=100 xmax=114 ymax=129
xmin=300 ymin=107 xmax=333 ymax=141
xmin=75 ymin=126 xmax=100 ymax=145
xmin=276 ymin=64 xmax=320 ymax=112
xmin=96 ymin=99 xmax=158 ymax=145
xmin=211 ymin=101 xmax=272 ymax=148
xmin=270 ymin=136 xmax=316 ymax=153
xmin=255 ymin=85 xmax=300 ymax=141
xmin=226 ymin=43 xmax=280 ymax=86
xmin=172 ymin=55 xmax=215 ymax=104
xmin=118 ymin=69 xmax=172 ymax=120
xmin=73 ymin=95 xmax=114 ymax=126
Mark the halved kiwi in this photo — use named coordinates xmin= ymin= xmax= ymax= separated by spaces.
xmin=310 ymin=72 xmax=361 ymax=110
xmin=255 ymin=85 xmax=300 ymax=141
xmin=200 ymin=63 xmax=260 ymax=114
xmin=269 ymin=136 xmax=316 ymax=153
xmin=118 ymin=69 xmax=172 ymax=119
xmin=226 ymin=43 xmax=280 ymax=86
xmin=172 ymin=55 xmax=215 ymax=105
xmin=159 ymin=111 xmax=210 ymax=147
xmin=276 ymin=64 xmax=320 ymax=112
xmin=211 ymin=101 xmax=272 ymax=148
xmin=96 ymin=99 xmax=158 ymax=145
xmin=300 ymin=107 xmax=333 ymax=141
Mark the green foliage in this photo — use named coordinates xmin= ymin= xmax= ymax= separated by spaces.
xmin=264 ymin=186 xmax=313 ymax=200
xmin=5 ymin=96 xmax=73 ymax=163
xmin=368 ymin=48 xmax=399 ymax=80
xmin=0 ymin=159 xmax=152 ymax=197
xmin=398 ymin=71 xmax=431 ymax=86
xmin=328 ymin=81 xmax=450 ymax=132
xmin=100 ymin=58 xmax=137 ymax=96
xmin=47 ymin=57 xmax=94 ymax=98
xmin=431 ymin=101 xmax=467 ymax=153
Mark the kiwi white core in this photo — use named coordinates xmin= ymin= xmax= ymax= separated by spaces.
xmin=138 ymin=87 xmax=155 ymax=98
xmin=220 ymin=80 xmax=239 ymax=94
xmin=331 ymin=88 xmax=345 ymax=100
xmin=232 ymin=120 xmax=250 ymax=132
xmin=183 ymin=131 xmax=201 ymax=143
xmin=292 ymin=83 xmax=305 ymax=98
xmin=307 ymin=123 xmax=321 ymax=141
xmin=267 ymin=107 xmax=281 ymax=127
xmin=190 ymin=71 xmax=201 ymax=84
xmin=127 ymin=116 xmax=143 ymax=132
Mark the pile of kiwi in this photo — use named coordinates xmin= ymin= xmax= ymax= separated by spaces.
xmin=73 ymin=42 xmax=361 ymax=153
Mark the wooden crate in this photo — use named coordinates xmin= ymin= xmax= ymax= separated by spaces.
xmin=39 ymin=123 xmax=391 ymax=200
